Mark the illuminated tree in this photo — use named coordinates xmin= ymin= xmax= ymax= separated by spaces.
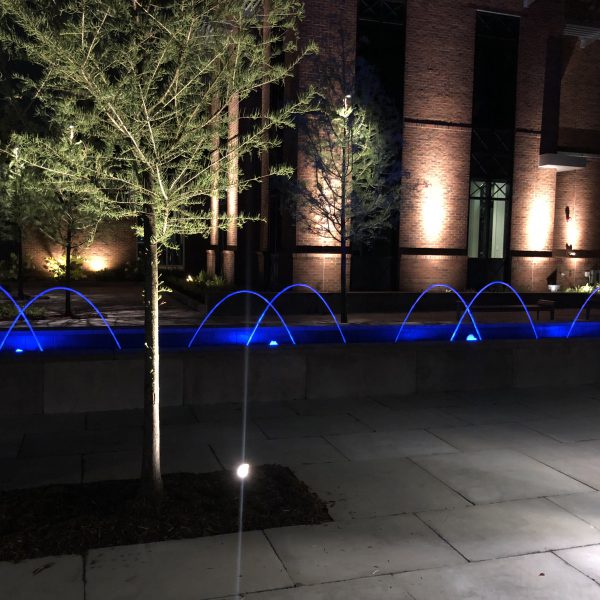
xmin=0 ymin=0 xmax=314 ymax=504
xmin=13 ymin=125 xmax=107 ymax=315
xmin=0 ymin=147 xmax=42 ymax=298
xmin=292 ymin=79 xmax=403 ymax=322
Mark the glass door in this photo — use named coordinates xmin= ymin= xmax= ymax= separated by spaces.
xmin=467 ymin=179 xmax=510 ymax=287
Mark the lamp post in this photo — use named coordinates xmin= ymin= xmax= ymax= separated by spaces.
xmin=340 ymin=94 xmax=352 ymax=324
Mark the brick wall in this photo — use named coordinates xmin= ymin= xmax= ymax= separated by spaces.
xmin=559 ymin=41 xmax=600 ymax=153
xmin=293 ymin=0 xmax=357 ymax=291
xmin=511 ymin=132 xmax=558 ymax=254
xmin=23 ymin=219 xmax=137 ymax=276
xmin=292 ymin=252 xmax=350 ymax=292
xmin=398 ymin=255 xmax=467 ymax=292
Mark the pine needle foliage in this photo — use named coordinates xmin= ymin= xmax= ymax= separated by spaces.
xmin=0 ymin=0 xmax=316 ymax=503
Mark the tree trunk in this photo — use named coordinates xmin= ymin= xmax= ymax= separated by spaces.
xmin=141 ymin=205 xmax=163 ymax=505
xmin=65 ymin=230 xmax=72 ymax=317
xmin=260 ymin=0 xmax=271 ymax=285
xmin=340 ymin=119 xmax=348 ymax=324
xmin=16 ymin=227 xmax=24 ymax=300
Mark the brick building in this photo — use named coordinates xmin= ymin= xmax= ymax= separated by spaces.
xmin=19 ymin=0 xmax=600 ymax=293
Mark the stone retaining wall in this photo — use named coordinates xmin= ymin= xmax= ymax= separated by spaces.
xmin=1 ymin=337 xmax=599 ymax=416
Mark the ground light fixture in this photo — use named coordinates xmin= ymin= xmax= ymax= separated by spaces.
xmin=236 ymin=463 xmax=250 ymax=479
xmin=268 ymin=340 xmax=279 ymax=347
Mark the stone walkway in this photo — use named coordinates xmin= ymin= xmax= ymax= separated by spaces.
xmin=3 ymin=385 xmax=600 ymax=598
xmin=0 ymin=281 xmax=592 ymax=328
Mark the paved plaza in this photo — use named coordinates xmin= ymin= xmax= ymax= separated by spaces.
xmin=3 ymin=385 xmax=600 ymax=598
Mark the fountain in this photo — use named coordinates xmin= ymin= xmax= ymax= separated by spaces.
xmin=450 ymin=281 xmax=538 ymax=342
xmin=0 ymin=286 xmax=122 ymax=351
xmin=566 ymin=285 xmax=600 ymax=338
xmin=188 ymin=290 xmax=296 ymax=348
xmin=394 ymin=284 xmax=481 ymax=343
xmin=245 ymin=283 xmax=346 ymax=346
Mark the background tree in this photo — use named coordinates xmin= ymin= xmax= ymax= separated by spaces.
xmin=0 ymin=146 xmax=42 ymax=298
xmin=13 ymin=124 xmax=107 ymax=315
xmin=291 ymin=85 xmax=403 ymax=322
xmin=0 ymin=0 xmax=314 ymax=504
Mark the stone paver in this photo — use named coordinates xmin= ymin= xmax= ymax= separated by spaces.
xmin=527 ymin=416 xmax=600 ymax=443
xmin=19 ymin=428 xmax=142 ymax=458
xmin=235 ymin=574 xmax=412 ymax=599
xmin=0 ymin=455 xmax=81 ymax=490
xmin=3 ymin=386 xmax=600 ymax=599
xmin=549 ymin=491 xmax=600 ymax=529
xmin=294 ymin=458 xmax=470 ymax=520
xmin=265 ymin=514 xmax=465 ymax=586
xmin=0 ymin=413 xmax=85 ymax=436
xmin=349 ymin=406 xmax=465 ymax=431
xmin=86 ymin=531 xmax=292 ymax=600
xmin=83 ymin=445 xmax=221 ymax=482
xmin=255 ymin=415 xmax=370 ymax=439
xmin=419 ymin=498 xmax=600 ymax=561
xmin=325 ymin=429 xmax=458 ymax=461
xmin=439 ymin=402 xmax=542 ymax=425
xmin=0 ymin=555 xmax=83 ymax=600
xmin=524 ymin=439 xmax=600 ymax=489
xmin=85 ymin=406 xmax=198 ymax=431
xmin=396 ymin=552 xmax=600 ymax=599
xmin=287 ymin=397 xmax=386 ymax=416
xmin=161 ymin=421 xmax=266 ymax=446
xmin=294 ymin=458 xmax=469 ymax=520
xmin=212 ymin=436 xmax=347 ymax=470
xmin=429 ymin=423 xmax=559 ymax=453
xmin=192 ymin=402 xmax=297 ymax=422
xmin=556 ymin=545 xmax=600 ymax=585
xmin=413 ymin=449 xmax=591 ymax=504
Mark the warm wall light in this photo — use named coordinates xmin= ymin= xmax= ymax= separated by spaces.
xmin=566 ymin=208 xmax=578 ymax=254
xmin=527 ymin=196 xmax=552 ymax=251
xmin=87 ymin=256 xmax=108 ymax=272
xmin=422 ymin=180 xmax=445 ymax=244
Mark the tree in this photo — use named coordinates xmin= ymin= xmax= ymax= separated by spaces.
xmin=13 ymin=125 xmax=106 ymax=315
xmin=291 ymin=83 xmax=403 ymax=322
xmin=0 ymin=146 xmax=41 ymax=299
xmin=0 ymin=0 xmax=314 ymax=504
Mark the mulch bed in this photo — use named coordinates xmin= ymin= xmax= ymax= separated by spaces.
xmin=0 ymin=465 xmax=331 ymax=562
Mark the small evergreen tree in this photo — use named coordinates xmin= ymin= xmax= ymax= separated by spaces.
xmin=0 ymin=146 xmax=42 ymax=298
xmin=13 ymin=125 xmax=107 ymax=315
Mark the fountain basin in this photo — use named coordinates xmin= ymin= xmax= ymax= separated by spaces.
xmin=3 ymin=320 xmax=600 ymax=353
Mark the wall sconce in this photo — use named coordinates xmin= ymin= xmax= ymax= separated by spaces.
xmin=565 ymin=206 xmax=576 ymax=255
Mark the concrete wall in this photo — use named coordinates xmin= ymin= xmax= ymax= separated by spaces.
xmin=3 ymin=337 xmax=600 ymax=415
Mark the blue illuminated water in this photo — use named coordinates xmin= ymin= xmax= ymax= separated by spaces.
xmin=2 ymin=282 xmax=600 ymax=353
xmin=2 ymin=320 xmax=599 ymax=353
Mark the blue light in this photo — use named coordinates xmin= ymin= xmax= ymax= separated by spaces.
xmin=466 ymin=334 xmax=478 ymax=342
xmin=15 ymin=348 xmax=24 ymax=353
xmin=451 ymin=281 xmax=538 ymax=342
xmin=269 ymin=340 xmax=279 ymax=347
xmin=395 ymin=284 xmax=481 ymax=343
xmin=1 ymin=286 xmax=121 ymax=351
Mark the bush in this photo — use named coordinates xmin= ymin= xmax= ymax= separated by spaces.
xmin=0 ymin=303 xmax=45 ymax=320
xmin=0 ymin=253 xmax=36 ymax=281
xmin=44 ymin=255 xmax=86 ymax=280
xmin=565 ymin=283 xmax=598 ymax=294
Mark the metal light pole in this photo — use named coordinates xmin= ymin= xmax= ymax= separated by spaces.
xmin=339 ymin=94 xmax=352 ymax=324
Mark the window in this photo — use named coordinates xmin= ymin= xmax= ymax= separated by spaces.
xmin=468 ymin=180 xmax=510 ymax=260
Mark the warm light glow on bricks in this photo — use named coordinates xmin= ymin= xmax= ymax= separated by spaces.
xmin=422 ymin=179 xmax=446 ymax=244
xmin=527 ymin=195 xmax=552 ymax=251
